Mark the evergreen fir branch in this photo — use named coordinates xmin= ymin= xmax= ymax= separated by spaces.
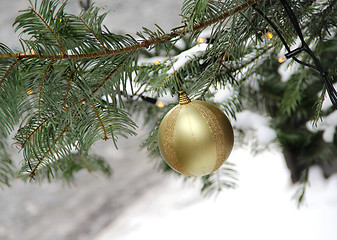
xmin=0 ymin=129 xmax=16 ymax=186
xmin=293 ymin=168 xmax=309 ymax=207
xmin=57 ymin=154 xmax=112 ymax=182
xmin=13 ymin=52 xmax=136 ymax=179
xmin=61 ymin=70 xmax=72 ymax=106
xmin=90 ymin=101 xmax=108 ymax=140
xmin=0 ymin=0 xmax=334 ymax=201
xmin=280 ymin=72 xmax=306 ymax=114
xmin=38 ymin=60 xmax=53 ymax=117
xmin=133 ymin=63 xmax=172 ymax=97
xmin=19 ymin=89 xmax=137 ymax=178
xmin=17 ymin=55 xmax=129 ymax=148
xmin=0 ymin=61 xmax=23 ymax=135
xmin=21 ymin=153 xmax=112 ymax=183
xmin=19 ymin=114 xmax=51 ymax=148
xmin=76 ymin=5 xmax=111 ymax=52
xmin=14 ymin=0 xmax=68 ymax=55
xmin=201 ymin=163 xmax=238 ymax=197
xmin=30 ymin=7 xmax=66 ymax=54
xmin=304 ymin=1 xmax=337 ymax=43
xmin=199 ymin=45 xmax=233 ymax=98
xmin=1 ymin=0 xmax=261 ymax=62
xmin=0 ymin=60 xmax=18 ymax=88
xmin=79 ymin=17 xmax=108 ymax=52
xmin=220 ymin=93 xmax=242 ymax=120
xmin=0 ymin=43 xmax=18 ymax=91
xmin=182 ymin=0 xmax=210 ymax=27
xmin=26 ymin=103 xmax=85 ymax=178
xmin=91 ymin=56 xmax=129 ymax=94
xmin=0 ymin=153 xmax=15 ymax=186
xmin=311 ymin=85 xmax=325 ymax=127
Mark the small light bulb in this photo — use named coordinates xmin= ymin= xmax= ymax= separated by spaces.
xmin=197 ymin=37 xmax=206 ymax=43
xmin=27 ymin=90 xmax=33 ymax=95
xmin=266 ymin=31 xmax=273 ymax=39
xmin=278 ymin=56 xmax=287 ymax=63
xmin=156 ymin=101 xmax=165 ymax=108
xmin=153 ymin=60 xmax=160 ymax=65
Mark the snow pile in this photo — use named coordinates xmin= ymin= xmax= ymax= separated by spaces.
xmin=209 ymin=85 xmax=276 ymax=147
xmin=306 ymin=84 xmax=337 ymax=142
xmin=306 ymin=111 xmax=337 ymax=142
xmin=233 ymin=110 xmax=277 ymax=145
xmin=167 ymin=43 xmax=208 ymax=74
xmin=211 ymin=85 xmax=236 ymax=103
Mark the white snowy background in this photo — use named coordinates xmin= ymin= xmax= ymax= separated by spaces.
xmin=0 ymin=1 xmax=337 ymax=240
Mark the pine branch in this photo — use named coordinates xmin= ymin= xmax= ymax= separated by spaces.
xmin=0 ymin=0 xmax=335 ymax=200
xmin=200 ymin=59 xmax=223 ymax=98
xmin=0 ymin=130 xmax=16 ymax=186
xmin=20 ymin=116 xmax=50 ymax=148
xmin=199 ymin=41 xmax=236 ymax=98
xmin=30 ymin=8 xmax=66 ymax=54
xmin=29 ymin=103 xmax=85 ymax=178
xmin=0 ymin=0 xmax=261 ymax=61
xmin=79 ymin=17 xmax=108 ymax=51
xmin=61 ymin=70 xmax=72 ymax=106
xmin=0 ymin=61 xmax=18 ymax=88
xmin=19 ymin=57 xmax=126 ymax=149
xmin=91 ymin=57 xmax=128 ymax=94
xmin=38 ymin=60 xmax=53 ymax=117
xmin=91 ymin=101 xmax=108 ymax=140
xmin=201 ymin=163 xmax=238 ymax=197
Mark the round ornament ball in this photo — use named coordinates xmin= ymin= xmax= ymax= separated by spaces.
xmin=158 ymin=92 xmax=234 ymax=177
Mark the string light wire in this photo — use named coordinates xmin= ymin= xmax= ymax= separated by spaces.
xmin=253 ymin=0 xmax=337 ymax=109
xmin=252 ymin=5 xmax=318 ymax=71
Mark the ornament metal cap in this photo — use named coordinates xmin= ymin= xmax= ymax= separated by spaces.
xmin=178 ymin=91 xmax=191 ymax=105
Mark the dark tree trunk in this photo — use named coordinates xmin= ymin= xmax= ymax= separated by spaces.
xmin=282 ymin=148 xmax=301 ymax=183
xmin=283 ymin=148 xmax=337 ymax=183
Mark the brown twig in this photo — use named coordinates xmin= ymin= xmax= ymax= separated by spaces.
xmin=0 ymin=61 xmax=18 ymax=88
xmin=38 ymin=60 xmax=53 ymax=117
xmin=201 ymin=60 xmax=223 ymax=98
xmin=91 ymin=101 xmax=108 ymax=140
xmin=20 ymin=57 xmax=126 ymax=149
xmin=21 ymin=117 xmax=52 ymax=148
xmin=200 ymin=42 xmax=234 ymax=98
xmin=80 ymin=17 xmax=109 ymax=51
xmin=0 ymin=0 xmax=261 ymax=60
xmin=29 ymin=104 xmax=85 ymax=178
xmin=201 ymin=42 xmax=276 ymax=97
xmin=91 ymin=58 xmax=127 ymax=94
xmin=30 ymin=9 xmax=66 ymax=55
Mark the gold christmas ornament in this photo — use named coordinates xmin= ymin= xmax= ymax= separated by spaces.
xmin=158 ymin=91 xmax=234 ymax=177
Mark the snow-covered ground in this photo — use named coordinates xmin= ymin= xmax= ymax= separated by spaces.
xmin=1 ymin=1 xmax=337 ymax=240
xmin=95 ymin=147 xmax=337 ymax=240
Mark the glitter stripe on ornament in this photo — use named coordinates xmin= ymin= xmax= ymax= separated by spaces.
xmin=191 ymin=101 xmax=233 ymax=173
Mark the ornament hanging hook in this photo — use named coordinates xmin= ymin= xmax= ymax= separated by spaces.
xmin=178 ymin=91 xmax=191 ymax=105
xmin=167 ymin=52 xmax=191 ymax=105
